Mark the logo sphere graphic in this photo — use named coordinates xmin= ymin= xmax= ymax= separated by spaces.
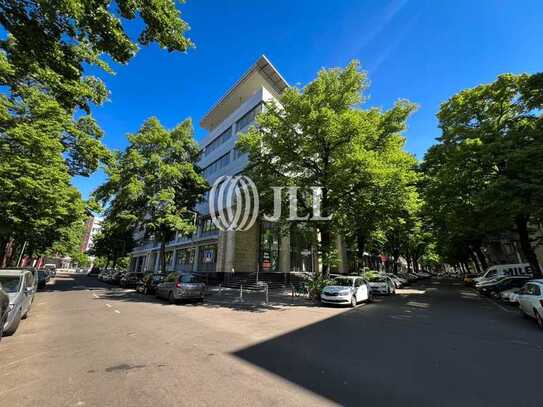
xmin=209 ymin=176 xmax=259 ymax=232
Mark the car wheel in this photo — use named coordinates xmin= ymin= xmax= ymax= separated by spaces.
xmin=367 ymin=292 xmax=374 ymax=303
xmin=535 ymin=310 xmax=543 ymax=329
xmin=168 ymin=291 xmax=176 ymax=304
xmin=4 ymin=309 xmax=21 ymax=336
xmin=143 ymin=286 xmax=149 ymax=295
xmin=391 ymin=287 xmax=396 ymax=295
xmin=350 ymin=295 xmax=357 ymax=307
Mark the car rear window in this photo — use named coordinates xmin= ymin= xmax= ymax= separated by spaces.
xmin=179 ymin=274 xmax=200 ymax=284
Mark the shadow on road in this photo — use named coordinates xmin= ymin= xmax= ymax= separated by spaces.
xmin=232 ymin=280 xmax=543 ymax=407
xmin=39 ymin=273 xmax=110 ymax=292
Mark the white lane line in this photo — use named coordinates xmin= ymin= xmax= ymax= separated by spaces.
xmin=105 ymin=303 xmax=112 ymax=308
xmin=93 ymin=293 xmax=99 ymax=298
xmin=114 ymin=310 xmax=121 ymax=314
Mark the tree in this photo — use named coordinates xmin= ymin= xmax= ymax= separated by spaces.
xmin=0 ymin=0 xmax=194 ymax=259
xmin=333 ymin=101 xmax=419 ymax=272
xmin=238 ymin=62 xmax=369 ymax=274
xmin=95 ymin=117 xmax=207 ymax=274
xmin=423 ymin=73 xmax=543 ymax=276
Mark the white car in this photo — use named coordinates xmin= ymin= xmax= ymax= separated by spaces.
xmin=368 ymin=275 xmax=396 ymax=295
xmin=500 ymin=287 xmax=521 ymax=304
xmin=518 ymin=280 xmax=543 ymax=329
xmin=321 ymin=276 xmax=373 ymax=307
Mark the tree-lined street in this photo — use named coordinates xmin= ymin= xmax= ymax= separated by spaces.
xmin=1 ymin=273 xmax=541 ymax=407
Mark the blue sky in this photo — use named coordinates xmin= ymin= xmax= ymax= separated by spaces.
xmin=73 ymin=0 xmax=543 ymax=199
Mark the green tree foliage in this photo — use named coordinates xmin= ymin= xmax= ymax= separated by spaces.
xmin=0 ymin=0 xmax=194 ymax=260
xmin=238 ymin=61 xmax=425 ymax=274
xmin=94 ymin=117 xmax=208 ymax=273
xmin=423 ymin=73 xmax=543 ymax=276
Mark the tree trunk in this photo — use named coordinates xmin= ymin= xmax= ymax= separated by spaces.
xmin=474 ymin=246 xmax=488 ymax=270
xmin=160 ymin=240 xmax=166 ymax=274
xmin=470 ymin=251 xmax=482 ymax=274
xmin=515 ymin=215 xmax=542 ymax=277
xmin=356 ymin=228 xmax=366 ymax=272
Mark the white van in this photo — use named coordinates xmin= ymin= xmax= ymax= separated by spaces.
xmin=474 ymin=263 xmax=532 ymax=285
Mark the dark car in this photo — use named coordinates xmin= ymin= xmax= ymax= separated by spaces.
xmin=37 ymin=269 xmax=50 ymax=289
xmin=87 ymin=266 xmax=101 ymax=276
xmin=137 ymin=273 xmax=167 ymax=295
xmin=110 ymin=270 xmax=124 ymax=285
xmin=0 ymin=283 xmax=9 ymax=340
xmin=120 ymin=272 xmax=145 ymax=289
xmin=477 ymin=276 xmax=532 ymax=298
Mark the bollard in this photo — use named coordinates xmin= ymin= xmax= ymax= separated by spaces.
xmin=265 ymin=284 xmax=269 ymax=304
xmin=219 ymin=283 xmax=222 ymax=295
xmin=240 ymin=283 xmax=243 ymax=303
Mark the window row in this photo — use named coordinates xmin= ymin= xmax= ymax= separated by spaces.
xmin=203 ymin=126 xmax=232 ymax=157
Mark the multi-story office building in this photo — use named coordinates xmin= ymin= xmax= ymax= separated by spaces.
xmin=128 ymin=55 xmax=318 ymax=275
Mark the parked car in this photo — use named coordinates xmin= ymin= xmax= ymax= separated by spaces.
xmin=137 ymin=273 xmax=167 ymax=295
xmin=37 ymin=269 xmax=50 ymax=289
xmin=44 ymin=263 xmax=57 ymax=278
xmin=321 ymin=276 xmax=373 ymax=307
xmin=518 ymin=280 xmax=543 ymax=329
xmin=120 ymin=272 xmax=145 ymax=289
xmin=367 ymin=275 xmax=396 ymax=295
xmin=473 ymin=263 xmax=532 ymax=285
xmin=110 ymin=270 xmax=125 ymax=285
xmin=476 ymin=276 xmax=532 ymax=298
xmin=155 ymin=273 xmax=206 ymax=303
xmin=463 ymin=274 xmax=479 ymax=286
xmin=500 ymin=287 xmax=521 ymax=304
xmin=97 ymin=270 xmax=109 ymax=282
xmin=87 ymin=266 xmax=101 ymax=276
xmin=0 ymin=283 xmax=9 ymax=340
xmin=0 ymin=269 xmax=36 ymax=336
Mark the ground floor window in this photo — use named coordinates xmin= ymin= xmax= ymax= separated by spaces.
xmin=290 ymin=223 xmax=315 ymax=273
xmin=176 ymin=247 xmax=195 ymax=265
xmin=259 ymin=221 xmax=280 ymax=272
xmin=198 ymin=244 xmax=217 ymax=272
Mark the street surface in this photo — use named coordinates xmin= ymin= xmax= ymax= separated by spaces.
xmin=1 ymin=274 xmax=542 ymax=407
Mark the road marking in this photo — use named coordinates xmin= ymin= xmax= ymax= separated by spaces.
xmin=115 ymin=310 xmax=121 ymax=314
xmin=105 ymin=303 xmax=112 ymax=308
xmin=93 ymin=293 xmax=99 ymax=299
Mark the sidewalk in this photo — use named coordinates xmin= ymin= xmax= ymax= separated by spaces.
xmin=205 ymin=286 xmax=315 ymax=309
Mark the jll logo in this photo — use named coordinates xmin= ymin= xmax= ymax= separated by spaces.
xmin=209 ymin=176 xmax=332 ymax=232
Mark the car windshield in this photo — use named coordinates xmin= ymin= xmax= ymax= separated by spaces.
xmin=332 ymin=278 xmax=353 ymax=287
xmin=0 ymin=275 xmax=22 ymax=293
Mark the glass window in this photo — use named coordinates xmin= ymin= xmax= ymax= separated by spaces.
xmin=232 ymin=147 xmax=245 ymax=161
xmin=179 ymin=274 xmax=200 ymax=284
xmin=203 ymin=127 xmax=232 ymax=157
xmin=202 ymin=152 xmax=231 ymax=178
xmin=0 ymin=275 xmax=22 ymax=293
xmin=176 ymin=248 xmax=195 ymax=265
xmin=199 ymin=245 xmax=217 ymax=264
xmin=236 ymin=103 xmax=262 ymax=132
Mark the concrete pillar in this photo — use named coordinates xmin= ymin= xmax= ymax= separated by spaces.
xmin=192 ymin=246 xmax=199 ymax=273
xmin=279 ymin=230 xmax=291 ymax=273
xmin=224 ymin=230 xmax=236 ymax=273
xmin=154 ymin=251 xmax=160 ymax=271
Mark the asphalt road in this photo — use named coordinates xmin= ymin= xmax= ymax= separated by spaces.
xmin=1 ymin=274 xmax=542 ymax=407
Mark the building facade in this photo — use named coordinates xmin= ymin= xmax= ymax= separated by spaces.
xmin=128 ymin=56 xmax=318 ymax=275
xmin=81 ymin=216 xmax=102 ymax=253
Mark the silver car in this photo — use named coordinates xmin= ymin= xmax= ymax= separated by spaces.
xmin=0 ymin=269 xmax=36 ymax=336
xmin=156 ymin=273 xmax=206 ymax=304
